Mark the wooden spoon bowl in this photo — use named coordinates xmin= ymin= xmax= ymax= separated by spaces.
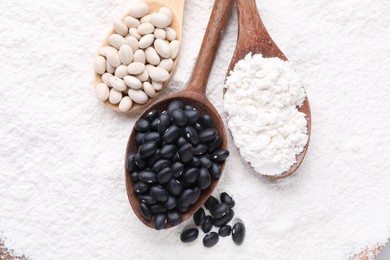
xmin=94 ymin=0 xmax=185 ymax=113
xmin=224 ymin=0 xmax=311 ymax=180
xmin=125 ymin=0 xmax=233 ymax=229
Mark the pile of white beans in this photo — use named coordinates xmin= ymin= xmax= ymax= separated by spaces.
xmin=94 ymin=2 xmax=181 ymax=112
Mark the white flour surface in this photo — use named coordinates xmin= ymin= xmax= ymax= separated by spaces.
xmin=0 ymin=0 xmax=390 ymax=259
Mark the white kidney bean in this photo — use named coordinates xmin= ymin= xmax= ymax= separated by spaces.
xmin=114 ymin=65 xmax=128 ymax=78
xmin=108 ymin=34 xmax=126 ymax=49
xmin=133 ymin=50 xmax=146 ymax=64
xmin=118 ymin=45 xmax=133 ymax=65
xmin=106 ymin=49 xmax=121 ymax=68
xmin=119 ymin=96 xmax=133 ymax=112
xmin=154 ymin=39 xmax=171 ymax=58
xmin=128 ymin=2 xmax=150 ymax=18
xmin=159 ymin=7 xmax=173 ymax=22
xmin=109 ymin=88 xmax=122 ymax=104
xmin=154 ymin=28 xmax=166 ymax=40
xmin=140 ymin=14 xmax=151 ymax=23
xmin=150 ymin=13 xmax=171 ymax=28
xmin=96 ymin=83 xmax=110 ymax=101
xmin=169 ymin=40 xmax=181 ymax=59
xmin=102 ymin=73 xmax=113 ymax=87
xmin=145 ymin=65 xmax=155 ymax=74
xmin=136 ymin=70 xmax=149 ymax=82
xmin=152 ymin=81 xmax=163 ymax=91
xmin=145 ymin=47 xmax=160 ymax=65
xmin=100 ymin=46 xmax=117 ymax=57
xmin=106 ymin=61 xmax=115 ymax=73
xmin=113 ymin=19 xmax=128 ymax=36
xmin=124 ymin=75 xmax=142 ymax=89
xmin=165 ymin=27 xmax=177 ymax=41
xmin=158 ymin=58 xmax=174 ymax=72
xmin=109 ymin=76 xmax=127 ymax=91
xmin=139 ymin=34 xmax=155 ymax=49
xmin=124 ymin=16 xmax=140 ymax=29
xmin=125 ymin=36 xmax=139 ymax=52
xmin=94 ymin=56 xmax=106 ymax=74
xmin=127 ymin=62 xmax=145 ymax=75
xmin=143 ymin=82 xmax=156 ymax=97
xmin=149 ymin=67 xmax=170 ymax=82
xmin=138 ymin=23 xmax=155 ymax=35
xmin=129 ymin=28 xmax=142 ymax=40
xmin=128 ymin=89 xmax=149 ymax=104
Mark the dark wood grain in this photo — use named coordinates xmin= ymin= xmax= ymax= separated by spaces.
xmin=125 ymin=0 xmax=233 ymax=229
xmin=225 ymin=0 xmax=311 ymax=180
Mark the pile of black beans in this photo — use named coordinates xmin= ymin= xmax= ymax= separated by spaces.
xmin=180 ymin=192 xmax=245 ymax=247
xmin=127 ymin=100 xmax=230 ymax=230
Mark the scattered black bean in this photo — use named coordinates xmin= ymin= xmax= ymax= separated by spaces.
xmin=203 ymin=232 xmax=219 ymax=248
xmin=180 ymin=228 xmax=199 ymax=243
xmin=218 ymin=225 xmax=231 ymax=237
xmin=201 ymin=216 xmax=213 ymax=233
xmin=167 ymin=210 xmax=182 ymax=226
xmin=154 ymin=213 xmax=167 ymax=230
xmin=150 ymin=186 xmax=169 ymax=202
xmin=194 ymin=208 xmax=206 ymax=226
xmin=139 ymin=203 xmax=152 ymax=220
xmin=232 ymin=222 xmax=245 ymax=245
xmin=220 ymin=192 xmax=235 ymax=208
xmin=197 ymin=168 xmax=211 ymax=190
xmin=135 ymin=119 xmax=150 ymax=132
xmin=211 ymin=203 xmax=229 ymax=219
xmin=213 ymin=209 xmax=234 ymax=227
xmin=205 ymin=196 xmax=219 ymax=211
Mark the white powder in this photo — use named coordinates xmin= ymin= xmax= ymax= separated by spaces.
xmin=224 ymin=53 xmax=308 ymax=175
xmin=1 ymin=0 xmax=390 ymax=259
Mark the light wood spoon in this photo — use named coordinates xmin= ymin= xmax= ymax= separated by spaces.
xmin=94 ymin=0 xmax=185 ymax=113
xmin=224 ymin=0 xmax=311 ymax=180
xmin=125 ymin=0 xmax=233 ymax=229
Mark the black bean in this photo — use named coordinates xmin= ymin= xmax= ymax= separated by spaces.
xmin=194 ymin=123 xmax=203 ymax=133
xmin=170 ymin=109 xmax=187 ymax=127
xmin=178 ymin=189 xmax=194 ymax=208
xmin=150 ymin=118 xmax=159 ymax=129
xmin=139 ymin=141 xmax=157 ymax=159
xmin=203 ymin=232 xmax=219 ymax=248
xmin=159 ymin=144 xmax=177 ymax=159
xmin=135 ymin=119 xmax=150 ymax=132
xmin=176 ymin=137 xmax=187 ymax=148
xmin=213 ymin=210 xmax=234 ymax=227
xmin=151 ymin=203 xmax=167 ymax=214
xmin=133 ymin=181 xmax=149 ymax=194
xmin=220 ymin=192 xmax=235 ymax=208
xmin=130 ymin=171 xmax=139 ymax=182
xmin=127 ymin=154 xmax=136 ymax=172
xmin=199 ymin=156 xmax=212 ymax=169
xmin=136 ymin=132 xmax=145 ymax=145
xmin=190 ymin=187 xmax=201 ymax=205
xmin=205 ymin=196 xmax=219 ymax=211
xmin=218 ymin=225 xmax=231 ymax=237
xmin=198 ymin=114 xmax=214 ymax=128
xmin=145 ymin=110 xmax=159 ymax=122
xmin=182 ymin=168 xmax=199 ymax=184
xmin=163 ymin=125 xmax=181 ymax=143
xmin=201 ymin=216 xmax=213 ymax=233
xmin=232 ymin=222 xmax=245 ymax=245
xmin=208 ymin=136 xmax=222 ymax=153
xmin=142 ymin=132 xmax=161 ymax=144
xmin=167 ymin=210 xmax=182 ymax=226
xmin=139 ymin=170 xmax=157 ymax=184
xmin=209 ymin=163 xmax=222 ymax=179
xmin=168 ymin=100 xmax=184 ymax=113
xmin=179 ymin=143 xmax=193 ymax=164
xmin=152 ymin=159 xmax=170 ymax=172
xmin=199 ymin=128 xmax=217 ymax=143
xmin=185 ymin=110 xmax=200 ymax=125
xmin=180 ymin=228 xmax=199 ymax=242
xmin=150 ymin=186 xmax=169 ymax=202
xmin=210 ymin=150 xmax=230 ymax=162
xmin=189 ymin=157 xmax=201 ymax=167
xmin=171 ymin=162 xmax=184 ymax=178
xmin=183 ymin=126 xmax=199 ymax=145
xmin=184 ymin=105 xmax=194 ymax=111
xmin=154 ymin=213 xmax=167 ymax=230
xmin=157 ymin=114 xmax=171 ymax=134
xmin=166 ymin=179 xmax=183 ymax=196
xmin=157 ymin=167 xmax=173 ymax=185
xmin=139 ymin=203 xmax=152 ymax=220
xmin=193 ymin=144 xmax=207 ymax=155
xmin=194 ymin=208 xmax=206 ymax=226
xmin=165 ymin=195 xmax=177 ymax=210
xmin=177 ymin=205 xmax=189 ymax=213
xmin=146 ymin=150 xmax=160 ymax=166
xmin=171 ymin=153 xmax=180 ymax=162
xmin=197 ymin=168 xmax=211 ymax=190
xmin=134 ymin=153 xmax=147 ymax=170
xmin=211 ymin=203 xmax=229 ymax=219
xmin=138 ymin=194 xmax=157 ymax=205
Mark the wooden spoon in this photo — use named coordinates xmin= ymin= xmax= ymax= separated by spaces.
xmin=125 ymin=0 xmax=233 ymax=229
xmin=94 ymin=0 xmax=185 ymax=113
xmin=224 ymin=0 xmax=311 ymax=180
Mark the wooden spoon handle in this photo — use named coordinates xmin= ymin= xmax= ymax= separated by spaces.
xmin=235 ymin=0 xmax=286 ymax=60
xmin=186 ymin=0 xmax=233 ymax=94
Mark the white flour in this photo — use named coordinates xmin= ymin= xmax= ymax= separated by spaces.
xmin=0 ymin=0 xmax=390 ymax=259
xmin=224 ymin=53 xmax=308 ymax=175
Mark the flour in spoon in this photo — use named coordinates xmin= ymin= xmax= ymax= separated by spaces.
xmin=224 ymin=53 xmax=308 ymax=175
